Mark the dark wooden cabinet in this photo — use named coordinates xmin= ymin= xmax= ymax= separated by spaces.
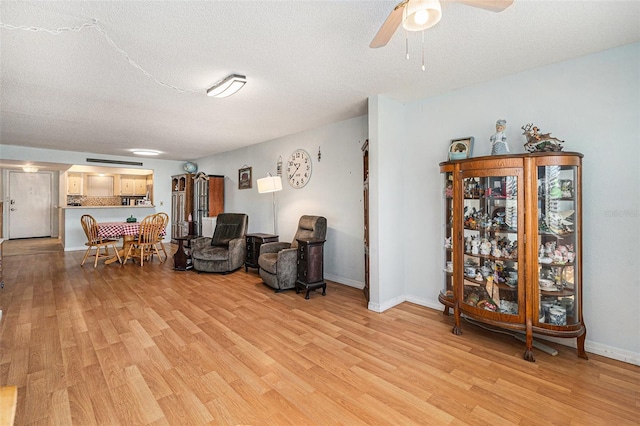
xmin=245 ymin=233 xmax=278 ymax=271
xmin=174 ymin=235 xmax=195 ymax=271
xmin=296 ymin=238 xmax=326 ymax=299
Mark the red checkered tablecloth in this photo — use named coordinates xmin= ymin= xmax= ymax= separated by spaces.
xmin=98 ymin=221 xmax=166 ymax=239
xmin=98 ymin=222 xmax=142 ymax=239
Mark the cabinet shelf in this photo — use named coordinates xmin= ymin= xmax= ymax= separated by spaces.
xmin=441 ymin=153 xmax=587 ymax=362
xmin=463 ymin=277 xmax=518 ymax=292
xmin=464 ymin=251 xmax=518 ymax=263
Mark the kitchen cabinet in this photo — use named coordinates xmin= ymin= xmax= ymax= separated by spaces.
xmin=439 ymin=152 xmax=586 ymax=362
xmin=135 ymin=177 xmax=147 ymax=195
xmin=120 ymin=176 xmax=134 ymax=195
xmin=87 ymin=175 xmax=114 ymax=196
xmin=120 ymin=175 xmax=148 ymax=196
xmin=67 ymin=174 xmax=83 ymax=195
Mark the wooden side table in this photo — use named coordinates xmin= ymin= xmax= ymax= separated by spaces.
xmin=174 ymin=235 xmax=196 ymax=271
xmin=296 ymin=238 xmax=326 ymax=299
xmin=245 ymin=233 xmax=278 ymax=272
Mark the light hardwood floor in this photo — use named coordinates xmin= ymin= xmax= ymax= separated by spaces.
xmin=0 ymin=239 xmax=638 ymax=425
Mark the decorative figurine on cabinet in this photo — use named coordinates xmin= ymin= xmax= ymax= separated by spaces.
xmin=521 ymin=123 xmax=565 ymax=152
xmin=490 ymin=119 xmax=510 ymax=155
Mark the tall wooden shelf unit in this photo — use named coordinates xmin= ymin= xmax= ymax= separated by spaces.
xmin=171 ymin=174 xmax=225 ymax=242
xmin=439 ymin=152 xmax=586 ymax=362
xmin=171 ymin=174 xmax=194 ymax=242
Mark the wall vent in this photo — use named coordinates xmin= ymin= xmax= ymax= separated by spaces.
xmin=86 ymin=158 xmax=143 ymax=166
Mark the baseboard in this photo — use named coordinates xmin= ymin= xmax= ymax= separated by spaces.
xmin=368 ymin=295 xmax=406 ymax=313
xmin=324 ymin=274 xmax=363 ymax=289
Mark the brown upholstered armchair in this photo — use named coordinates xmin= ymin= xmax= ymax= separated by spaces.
xmin=191 ymin=213 xmax=248 ymax=273
xmin=258 ymin=215 xmax=327 ymax=291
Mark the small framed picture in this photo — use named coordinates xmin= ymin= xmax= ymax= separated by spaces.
xmin=448 ymin=137 xmax=474 ymax=161
xmin=238 ymin=166 xmax=252 ymax=189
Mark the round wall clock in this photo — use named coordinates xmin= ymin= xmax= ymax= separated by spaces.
xmin=286 ymin=149 xmax=312 ymax=188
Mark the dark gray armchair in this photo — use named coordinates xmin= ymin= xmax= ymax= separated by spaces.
xmin=258 ymin=215 xmax=327 ymax=291
xmin=191 ymin=213 xmax=248 ymax=273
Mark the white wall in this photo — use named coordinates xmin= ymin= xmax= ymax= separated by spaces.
xmin=367 ymin=95 xmax=408 ymax=311
xmin=194 ymin=115 xmax=368 ymax=287
xmin=375 ymin=42 xmax=639 ymax=364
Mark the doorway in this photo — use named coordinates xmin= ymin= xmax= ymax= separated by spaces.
xmin=8 ymin=171 xmax=52 ymax=239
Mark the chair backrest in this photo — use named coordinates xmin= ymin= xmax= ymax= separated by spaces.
xmin=80 ymin=214 xmax=100 ymax=243
xmin=137 ymin=214 xmax=163 ymax=244
xmin=155 ymin=212 xmax=169 ymax=236
xmin=211 ymin=213 xmax=248 ymax=246
xmin=291 ymin=215 xmax=327 ymax=248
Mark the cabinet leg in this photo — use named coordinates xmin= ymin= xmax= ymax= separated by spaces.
xmin=523 ymin=348 xmax=535 ymax=362
xmin=322 ymin=283 xmax=326 ymax=296
xmin=452 ymin=304 xmax=461 ymax=335
xmin=524 ymin=319 xmax=535 ymax=362
xmin=577 ymin=326 xmax=589 ymax=360
xmin=305 ymin=289 xmax=310 ymax=300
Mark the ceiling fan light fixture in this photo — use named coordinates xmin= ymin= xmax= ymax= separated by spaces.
xmin=207 ymin=74 xmax=247 ymax=98
xmin=402 ymin=0 xmax=442 ymax=32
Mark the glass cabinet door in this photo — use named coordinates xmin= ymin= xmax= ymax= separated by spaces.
xmin=441 ymin=170 xmax=454 ymax=304
xmin=536 ymin=164 xmax=580 ymax=327
xmin=461 ymin=172 xmax=522 ymax=317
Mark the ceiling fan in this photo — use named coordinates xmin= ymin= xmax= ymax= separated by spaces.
xmin=370 ymin=0 xmax=514 ymax=48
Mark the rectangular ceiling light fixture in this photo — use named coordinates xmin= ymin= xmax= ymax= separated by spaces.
xmin=207 ymin=74 xmax=246 ymax=98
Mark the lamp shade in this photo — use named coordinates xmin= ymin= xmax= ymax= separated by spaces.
xmin=207 ymin=74 xmax=247 ymax=98
xmin=257 ymin=175 xmax=282 ymax=193
xmin=402 ymin=0 xmax=442 ymax=32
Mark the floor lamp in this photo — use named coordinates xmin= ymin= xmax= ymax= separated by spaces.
xmin=257 ymin=175 xmax=282 ymax=235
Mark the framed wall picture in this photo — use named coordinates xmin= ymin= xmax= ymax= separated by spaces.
xmin=448 ymin=137 xmax=474 ymax=160
xmin=238 ymin=166 xmax=252 ymax=189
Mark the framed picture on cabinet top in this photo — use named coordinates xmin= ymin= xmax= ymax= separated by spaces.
xmin=238 ymin=166 xmax=252 ymax=189
xmin=449 ymin=137 xmax=474 ymax=161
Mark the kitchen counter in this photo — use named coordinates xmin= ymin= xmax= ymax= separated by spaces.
xmin=60 ymin=205 xmax=164 ymax=251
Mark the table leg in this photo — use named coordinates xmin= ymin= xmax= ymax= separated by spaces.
xmin=105 ymin=235 xmax=133 ymax=265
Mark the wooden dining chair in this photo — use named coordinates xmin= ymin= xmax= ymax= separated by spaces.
xmin=123 ymin=214 xmax=163 ymax=266
xmin=80 ymin=214 xmax=122 ymax=267
xmin=154 ymin=212 xmax=170 ymax=262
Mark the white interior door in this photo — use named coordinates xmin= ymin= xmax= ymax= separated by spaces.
xmin=8 ymin=171 xmax=52 ymax=239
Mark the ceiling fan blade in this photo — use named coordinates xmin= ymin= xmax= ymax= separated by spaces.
xmin=453 ymin=0 xmax=514 ymax=12
xmin=369 ymin=2 xmax=406 ymax=48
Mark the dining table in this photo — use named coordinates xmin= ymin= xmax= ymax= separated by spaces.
xmin=98 ymin=221 xmax=165 ymax=265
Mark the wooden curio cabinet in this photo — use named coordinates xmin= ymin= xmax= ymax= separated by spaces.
xmin=439 ymin=152 xmax=586 ymax=362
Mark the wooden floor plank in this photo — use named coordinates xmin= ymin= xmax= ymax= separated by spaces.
xmin=0 ymin=239 xmax=638 ymax=425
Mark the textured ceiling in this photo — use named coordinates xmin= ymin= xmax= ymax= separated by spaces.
xmin=1 ymin=0 xmax=639 ymax=161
